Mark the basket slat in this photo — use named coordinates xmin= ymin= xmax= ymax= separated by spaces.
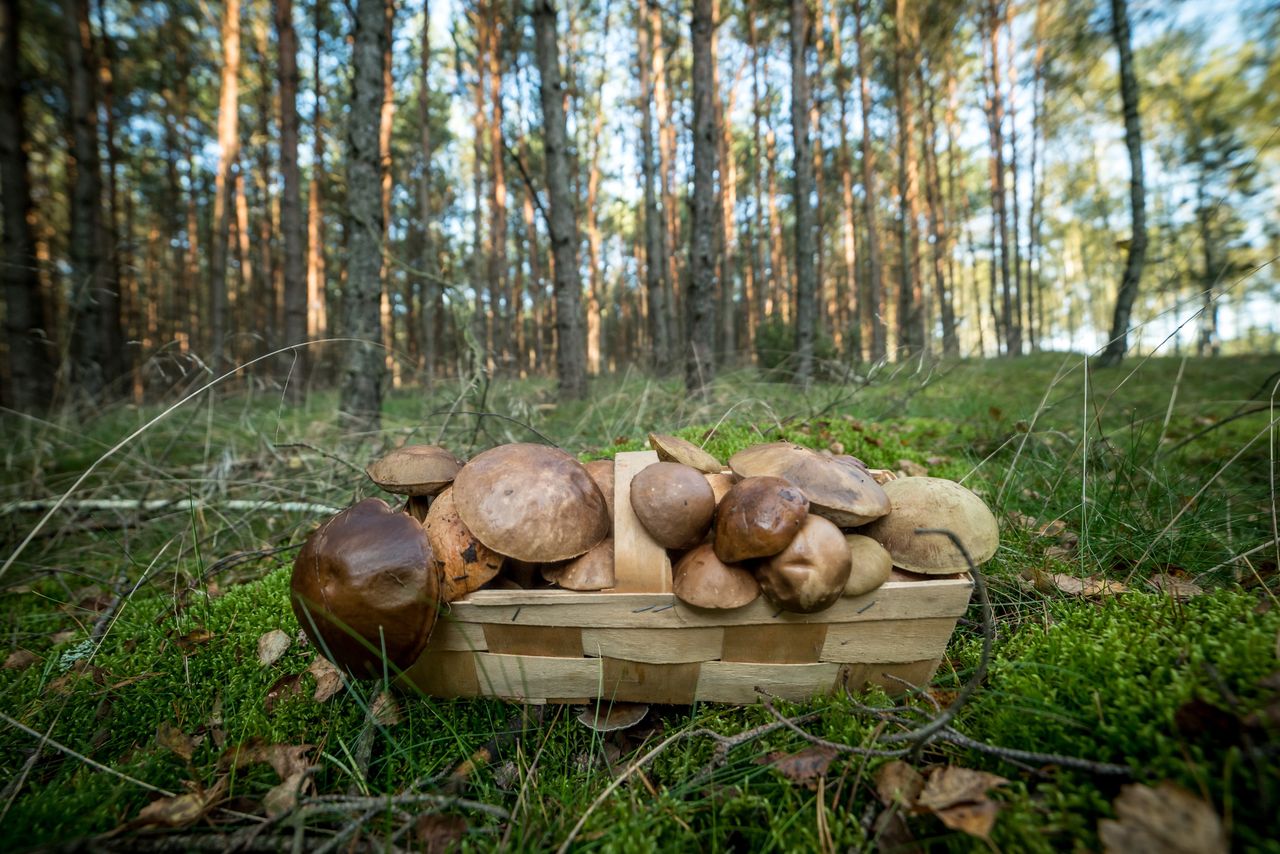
xmin=721 ymin=623 xmax=828 ymax=663
xmin=821 ymin=618 xmax=956 ymax=664
xmin=580 ymin=627 xmax=724 ymax=663
xmin=472 ymin=653 xmax=602 ymax=700
xmin=482 ymin=624 xmax=583 ymax=658
xmin=601 ymin=658 xmax=702 ymax=705
xmin=696 ymin=661 xmax=842 ymax=703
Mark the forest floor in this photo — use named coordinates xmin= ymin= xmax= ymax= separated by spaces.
xmin=1 ymin=351 xmax=1278 ymax=851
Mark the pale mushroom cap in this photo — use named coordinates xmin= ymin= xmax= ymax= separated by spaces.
xmin=673 ymin=544 xmax=761 ymax=609
xmin=366 ymin=445 xmax=463 ymax=496
xmin=843 ymin=534 xmax=893 ymax=596
xmin=584 ymin=459 xmax=616 ymax=527
xmin=424 ymin=487 xmax=504 ymax=602
xmin=729 ymin=442 xmax=891 ymax=527
xmin=452 ymin=443 xmax=610 ymax=563
xmin=858 ymin=477 xmax=999 ymax=573
xmin=577 ymin=702 xmax=650 ymax=732
xmin=713 ymin=476 xmax=809 ymax=564
xmin=629 ymin=461 xmax=717 ymax=550
xmin=648 ymin=433 xmax=722 ymax=473
xmin=704 ymin=472 xmax=737 ymax=505
xmin=554 ymin=538 xmax=615 ymax=591
xmin=756 ymin=515 xmax=852 ymax=614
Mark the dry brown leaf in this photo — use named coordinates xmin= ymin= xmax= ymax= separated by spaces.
xmin=133 ymin=777 xmax=227 ymax=829
xmin=414 ymin=813 xmax=468 ymax=853
xmin=1099 ymin=782 xmax=1226 ymax=854
xmin=49 ymin=629 xmax=77 ymax=646
xmin=257 ymin=629 xmax=292 ymax=666
xmin=1007 ymin=511 xmax=1038 ymax=531
xmin=265 ymin=744 xmax=313 ymax=780
xmin=264 ymin=673 xmax=304 ymax=713
xmin=4 ymin=649 xmax=38 ymax=671
xmin=371 ymin=691 xmax=401 ymax=726
xmin=1149 ymin=574 xmax=1204 ymax=601
xmin=1048 ymin=573 xmax=1128 ymax=598
xmin=917 ymin=766 xmax=1008 ymax=812
xmin=264 ymin=772 xmax=308 ymax=817
xmin=173 ymin=628 xmax=214 ymax=651
xmin=935 ymin=800 xmax=1001 ymax=840
xmin=897 ymin=459 xmax=928 ymax=477
xmin=874 ymin=760 xmax=924 ymax=809
xmin=760 ymin=746 xmax=838 ymax=789
xmin=307 ymin=654 xmax=343 ymax=702
xmin=156 ymin=721 xmax=199 ymax=761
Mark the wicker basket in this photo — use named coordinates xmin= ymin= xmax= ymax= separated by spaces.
xmin=400 ymin=451 xmax=973 ymax=705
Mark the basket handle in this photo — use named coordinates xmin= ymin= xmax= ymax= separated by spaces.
xmin=611 ymin=450 xmax=673 ymax=594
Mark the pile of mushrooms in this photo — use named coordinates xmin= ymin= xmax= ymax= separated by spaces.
xmin=290 ymin=435 xmax=999 ymax=675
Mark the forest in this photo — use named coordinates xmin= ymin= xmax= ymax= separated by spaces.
xmin=2 ymin=0 xmax=1280 ymax=850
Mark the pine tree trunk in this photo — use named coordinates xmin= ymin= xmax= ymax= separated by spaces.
xmin=583 ymin=6 xmax=610 ymax=376
xmin=638 ymin=0 xmax=671 ymax=374
xmin=417 ymin=3 xmax=436 ymax=383
xmin=340 ymin=0 xmax=388 ymax=429
xmin=686 ymin=0 xmax=718 ymax=395
xmin=1 ymin=0 xmax=56 ymax=409
xmin=306 ymin=1 xmax=327 ymax=362
xmin=894 ymin=0 xmax=923 ymax=357
xmin=854 ymin=0 xmax=885 ymax=361
xmin=651 ymin=6 xmax=679 ymax=348
xmin=984 ymin=0 xmax=1016 ymax=356
xmin=533 ymin=0 xmax=587 ymax=400
xmin=831 ymin=2 xmax=856 ymax=359
xmin=277 ymin=0 xmax=307 ymax=398
xmin=209 ymin=0 xmax=240 ymax=374
xmin=1097 ymin=0 xmax=1147 ymax=367
xmin=922 ymin=73 xmax=956 ymax=358
xmin=1005 ymin=0 xmax=1025 ymax=355
xmin=747 ymin=0 xmax=763 ymax=356
xmin=95 ymin=0 xmax=125 ymax=386
xmin=379 ymin=0 xmax=398 ymax=388
xmin=790 ymin=0 xmax=816 ymax=384
xmin=487 ymin=11 xmax=509 ymax=372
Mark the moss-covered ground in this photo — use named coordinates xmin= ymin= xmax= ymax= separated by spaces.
xmin=1 ymin=352 xmax=1277 ymax=850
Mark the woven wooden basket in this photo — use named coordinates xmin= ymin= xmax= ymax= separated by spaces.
xmin=400 ymin=451 xmax=973 ymax=705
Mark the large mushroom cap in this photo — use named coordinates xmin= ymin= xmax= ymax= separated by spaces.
xmin=452 ymin=443 xmax=610 ymax=563
xmin=290 ymin=498 xmax=439 ymax=677
xmin=554 ymin=538 xmax=615 ymax=591
xmin=843 ymin=534 xmax=893 ymax=596
xmin=673 ymin=544 xmax=761 ymax=609
xmin=859 ymin=477 xmax=998 ymax=573
xmin=756 ymin=515 xmax=852 ymax=614
xmin=648 ymin=433 xmax=722 ymax=474
xmin=729 ymin=442 xmax=891 ymax=527
xmin=713 ymin=476 xmax=809 ymax=564
xmin=629 ymin=461 xmax=717 ymax=550
xmin=366 ymin=445 xmax=463 ymax=497
xmin=424 ymin=487 xmax=504 ymax=602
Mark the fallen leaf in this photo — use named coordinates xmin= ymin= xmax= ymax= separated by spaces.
xmin=49 ymin=630 xmax=77 ymax=646
xmin=917 ymin=766 xmax=1008 ymax=812
xmin=307 ymin=655 xmax=344 ymax=702
xmin=257 ymin=629 xmax=292 ymax=666
xmin=874 ymin=760 xmax=924 ymax=809
xmin=4 ymin=650 xmax=39 ymax=671
xmin=1047 ymin=573 xmax=1128 ymax=598
xmin=265 ymin=744 xmax=313 ymax=781
xmin=828 ymin=441 xmax=845 ymax=455
xmin=1149 ymin=574 xmax=1204 ymax=600
xmin=759 ymin=746 xmax=837 ymax=789
xmin=264 ymin=673 xmax=304 ymax=713
xmin=935 ymin=799 xmax=1001 ymax=840
xmin=1007 ymin=511 xmax=1038 ymax=531
xmin=156 ymin=722 xmax=199 ymax=761
xmin=264 ymin=772 xmax=308 ymax=817
xmin=897 ymin=459 xmax=928 ymax=477
xmin=173 ymin=628 xmax=214 ymax=651
xmin=371 ymin=691 xmax=401 ymax=726
xmin=133 ymin=777 xmax=227 ymax=829
xmin=1098 ymin=782 xmax=1226 ymax=853
xmin=414 ymin=813 xmax=468 ymax=853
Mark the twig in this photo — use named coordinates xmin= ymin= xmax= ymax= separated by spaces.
xmin=273 ymin=442 xmax=367 ymax=475
xmin=0 ymin=711 xmax=176 ymax=796
xmin=0 ymin=498 xmax=341 ymax=516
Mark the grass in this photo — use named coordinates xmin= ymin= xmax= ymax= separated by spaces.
xmin=1 ymin=350 xmax=1278 ymax=850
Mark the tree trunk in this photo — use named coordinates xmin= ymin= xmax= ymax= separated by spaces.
xmin=277 ymin=0 xmax=307 ymax=398
xmin=922 ymin=71 xmax=955 ymax=358
xmin=583 ymin=5 xmax=611 ymax=376
xmin=1097 ymin=0 xmax=1147 ymax=367
xmin=638 ymin=0 xmax=671 ymax=374
xmin=340 ymin=0 xmax=388 ymax=429
xmin=1 ymin=0 xmax=56 ymax=409
xmin=790 ymin=0 xmax=816 ymax=383
xmin=894 ymin=0 xmax=923 ymax=357
xmin=831 ymin=2 xmax=857 ymax=360
xmin=651 ymin=4 xmax=679 ymax=348
xmin=984 ymin=0 xmax=1016 ymax=356
xmin=1026 ymin=0 xmax=1046 ymax=353
xmin=379 ymin=0 xmax=397 ymax=388
xmin=686 ymin=0 xmax=718 ymax=395
xmin=533 ymin=0 xmax=586 ymax=400
xmin=747 ymin=0 xmax=763 ymax=356
xmin=487 ymin=9 xmax=509 ymax=372
xmin=1005 ymin=0 xmax=1025 ymax=354
xmin=854 ymin=0 xmax=884 ymax=362
xmin=306 ymin=1 xmax=327 ymax=367
xmin=95 ymin=0 xmax=125 ymax=387
xmin=209 ymin=0 xmax=240 ymax=374
xmin=417 ymin=2 xmax=436 ymax=383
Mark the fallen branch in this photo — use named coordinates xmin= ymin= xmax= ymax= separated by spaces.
xmin=0 ymin=498 xmax=341 ymax=516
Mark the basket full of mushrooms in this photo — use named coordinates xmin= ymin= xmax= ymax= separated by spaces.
xmin=289 ymin=435 xmax=996 ymax=705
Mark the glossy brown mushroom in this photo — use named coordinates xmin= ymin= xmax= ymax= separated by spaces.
xmin=629 ymin=461 xmax=717 ymax=550
xmin=858 ymin=477 xmax=999 ymax=573
xmin=756 ymin=515 xmax=852 ymax=613
xmin=290 ymin=498 xmax=440 ymax=678
xmin=648 ymin=432 xmax=722 ymax=474
xmin=366 ymin=445 xmax=463 ymax=496
xmin=729 ymin=442 xmax=891 ymax=527
xmin=672 ymin=544 xmax=760 ymax=609
xmin=713 ymin=476 xmax=809 ymax=564
xmin=452 ymin=443 xmax=610 ymax=563
xmin=424 ymin=487 xmax=504 ymax=602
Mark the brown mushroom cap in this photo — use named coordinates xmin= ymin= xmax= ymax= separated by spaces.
xmin=673 ymin=544 xmax=761 ymax=609
xmin=843 ymin=534 xmax=893 ymax=596
xmin=704 ymin=471 xmax=737 ymax=505
xmin=584 ymin=459 xmax=616 ymax=527
xmin=756 ymin=515 xmax=852 ymax=614
xmin=629 ymin=461 xmax=717 ymax=550
xmin=578 ymin=702 xmax=650 ymax=732
xmin=290 ymin=498 xmax=440 ymax=677
xmin=648 ymin=432 xmax=722 ymax=473
xmin=729 ymin=442 xmax=891 ymax=527
xmin=858 ymin=477 xmax=999 ymax=573
xmin=366 ymin=445 xmax=463 ymax=497
xmin=424 ymin=487 xmax=505 ymax=602
xmin=713 ymin=476 xmax=809 ymax=564
xmin=554 ymin=538 xmax=615 ymax=590
xmin=452 ymin=443 xmax=610 ymax=563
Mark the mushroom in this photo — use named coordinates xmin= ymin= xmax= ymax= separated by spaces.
xmin=713 ymin=476 xmax=809 ymax=564
xmin=423 ymin=487 xmax=504 ymax=602
xmin=452 ymin=443 xmax=610 ymax=563
xmin=553 ymin=538 xmax=615 ymax=591
xmin=756 ymin=515 xmax=852 ymax=613
xmin=290 ymin=498 xmax=440 ymax=678
xmin=648 ymin=432 xmax=722 ymax=474
xmin=729 ymin=442 xmax=891 ymax=527
xmin=672 ymin=544 xmax=760 ymax=609
xmin=629 ymin=461 xmax=717 ymax=550
xmin=843 ymin=534 xmax=893 ymax=596
xmin=577 ymin=702 xmax=650 ymax=732
xmin=584 ymin=459 xmax=616 ymax=529
xmin=858 ymin=477 xmax=998 ymax=573
xmin=704 ymin=471 xmax=737 ymax=505
xmin=366 ymin=444 xmax=463 ymax=521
